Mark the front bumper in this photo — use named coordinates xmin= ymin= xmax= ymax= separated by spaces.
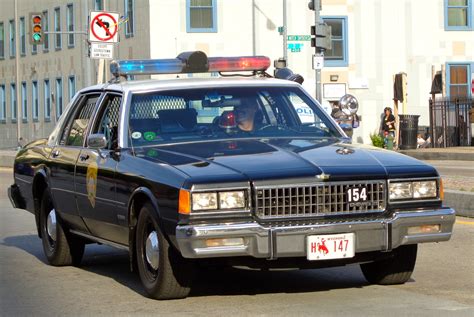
xmin=176 ymin=208 xmax=455 ymax=259
xmin=8 ymin=184 xmax=25 ymax=209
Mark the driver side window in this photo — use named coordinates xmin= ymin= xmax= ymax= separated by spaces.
xmin=92 ymin=94 xmax=122 ymax=150
xmin=60 ymin=94 xmax=101 ymax=146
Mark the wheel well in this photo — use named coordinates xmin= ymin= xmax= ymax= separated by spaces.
xmin=32 ymin=174 xmax=48 ymax=238
xmin=128 ymin=192 xmax=153 ymax=272
xmin=129 ymin=192 xmax=151 ymax=228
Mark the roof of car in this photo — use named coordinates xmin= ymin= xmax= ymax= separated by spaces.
xmin=79 ymin=77 xmax=301 ymax=94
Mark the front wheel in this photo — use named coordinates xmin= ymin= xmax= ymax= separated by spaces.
xmin=360 ymin=244 xmax=417 ymax=285
xmin=39 ymin=190 xmax=85 ymax=266
xmin=136 ymin=203 xmax=193 ymax=299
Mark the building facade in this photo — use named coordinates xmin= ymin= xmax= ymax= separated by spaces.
xmin=0 ymin=0 xmax=150 ymax=148
xmin=1 ymin=0 xmax=473 ymax=148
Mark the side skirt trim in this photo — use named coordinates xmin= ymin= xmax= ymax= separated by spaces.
xmin=70 ymin=230 xmax=129 ymax=251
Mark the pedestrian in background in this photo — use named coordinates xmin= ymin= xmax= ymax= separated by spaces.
xmin=381 ymin=107 xmax=396 ymax=149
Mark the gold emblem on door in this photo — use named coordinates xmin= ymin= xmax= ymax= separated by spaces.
xmin=86 ymin=161 xmax=98 ymax=207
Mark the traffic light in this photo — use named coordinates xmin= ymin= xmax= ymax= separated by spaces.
xmin=29 ymin=13 xmax=44 ymax=45
xmin=310 ymin=24 xmax=332 ymax=51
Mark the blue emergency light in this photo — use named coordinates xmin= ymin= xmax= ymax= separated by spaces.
xmin=110 ymin=51 xmax=271 ymax=78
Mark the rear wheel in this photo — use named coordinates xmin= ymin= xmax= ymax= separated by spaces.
xmin=360 ymin=244 xmax=417 ymax=285
xmin=136 ymin=203 xmax=193 ymax=299
xmin=39 ymin=190 xmax=85 ymax=266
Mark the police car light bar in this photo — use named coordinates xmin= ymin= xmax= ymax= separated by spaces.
xmin=208 ymin=56 xmax=271 ymax=72
xmin=110 ymin=51 xmax=271 ymax=77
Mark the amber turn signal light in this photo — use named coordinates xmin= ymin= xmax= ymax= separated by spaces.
xmin=439 ymin=178 xmax=444 ymax=201
xmin=178 ymin=189 xmax=191 ymax=215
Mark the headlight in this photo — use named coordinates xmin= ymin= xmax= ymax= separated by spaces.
xmin=389 ymin=180 xmax=438 ymax=201
xmin=413 ymin=181 xmax=437 ymax=199
xmin=192 ymin=193 xmax=218 ymax=211
xmin=219 ymin=191 xmax=245 ymax=209
xmin=389 ymin=182 xmax=412 ymax=200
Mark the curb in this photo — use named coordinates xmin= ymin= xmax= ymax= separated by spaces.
xmin=444 ymin=190 xmax=474 ymax=218
xmin=399 ymin=150 xmax=474 ymax=161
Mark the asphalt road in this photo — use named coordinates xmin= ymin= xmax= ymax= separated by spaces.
xmin=1 ymin=168 xmax=473 ymax=316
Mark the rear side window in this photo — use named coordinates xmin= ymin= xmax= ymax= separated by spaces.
xmin=60 ymin=94 xmax=101 ymax=146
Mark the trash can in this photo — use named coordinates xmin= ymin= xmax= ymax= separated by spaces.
xmin=398 ymin=114 xmax=419 ymax=150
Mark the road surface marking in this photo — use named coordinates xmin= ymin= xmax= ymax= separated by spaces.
xmin=456 ymin=220 xmax=474 ymax=226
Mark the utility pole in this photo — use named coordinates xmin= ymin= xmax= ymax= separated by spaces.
xmin=309 ymin=0 xmax=331 ymax=103
xmin=313 ymin=0 xmax=322 ymax=103
xmin=14 ymin=0 xmax=21 ymax=148
xmin=283 ymin=0 xmax=288 ymax=64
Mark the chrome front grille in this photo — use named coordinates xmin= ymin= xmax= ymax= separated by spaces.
xmin=254 ymin=180 xmax=386 ymax=219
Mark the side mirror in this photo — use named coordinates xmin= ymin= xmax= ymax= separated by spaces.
xmin=339 ymin=94 xmax=359 ymax=116
xmin=87 ymin=133 xmax=107 ymax=149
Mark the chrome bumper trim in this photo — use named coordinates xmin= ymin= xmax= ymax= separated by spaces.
xmin=176 ymin=208 xmax=455 ymax=259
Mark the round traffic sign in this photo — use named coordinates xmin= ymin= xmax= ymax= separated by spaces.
xmin=91 ymin=12 xmax=118 ymax=42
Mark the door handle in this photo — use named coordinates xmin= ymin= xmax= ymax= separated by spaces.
xmin=51 ymin=150 xmax=60 ymax=158
xmin=80 ymin=154 xmax=90 ymax=161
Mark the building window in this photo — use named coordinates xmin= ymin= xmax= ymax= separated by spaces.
xmin=11 ymin=83 xmax=17 ymax=122
xmin=20 ymin=17 xmax=26 ymax=56
xmin=0 ymin=22 xmax=5 ymax=59
xmin=9 ymin=19 xmax=15 ymax=57
xmin=186 ymin=0 xmax=217 ymax=33
xmin=32 ymin=81 xmax=39 ymax=121
xmin=95 ymin=0 xmax=104 ymax=10
xmin=56 ymin=77 xmax=63 ymax=119
xmin=44 ymin=79 xmax=51 ymax=121
xmin=0 ymin=85 xmax=5 ymax=122
xmin=321 ymin=16 xmax=348 ymax=67
xmin=124 ymin=0 xmax=135 ymax=37
xmin=54 ymin=7 xmax=61 ymax=50
xmin=68 ymin=76 xmax=76 ymax=101
xmin=67 ymin=4 xmax=75 ymax=47
xmin=21 ymin=82 xmax=27 ymax=122
xmin=445 ymin=0 xmax=473 ymax=30
xmin=447 ymin=63 xmax=471 ymax=97
xmin=43 ymin=10 xmax=49 ymax=52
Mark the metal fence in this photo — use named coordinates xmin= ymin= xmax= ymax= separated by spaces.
xmin=429 ymin=97 xmax=473 ymax=147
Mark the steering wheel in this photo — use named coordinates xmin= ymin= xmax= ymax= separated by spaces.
xmin=258 ymin=124 xmax=288 ymax=132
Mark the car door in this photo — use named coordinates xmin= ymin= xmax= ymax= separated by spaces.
xmin=74 ymin=93 xmax=127 ymax=244
xmin=48 ymin=93 xmax=102 ymax=231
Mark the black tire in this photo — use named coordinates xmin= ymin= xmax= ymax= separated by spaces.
xmin=360 ymin=244 xmax=417 ymax=285
xmin=39 ymin=190 xmax=85 ymax=266
xmin=136 ymin=203 xmax=193 ymax=300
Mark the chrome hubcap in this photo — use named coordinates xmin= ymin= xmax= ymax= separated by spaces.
xmin=145 ymin=231 xmax=159 ymax=270
xmin=46 ymin=208 xmax=57 ymax=241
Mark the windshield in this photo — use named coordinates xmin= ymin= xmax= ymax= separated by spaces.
xmin=127 ymin=86 xmax=342 ymax=146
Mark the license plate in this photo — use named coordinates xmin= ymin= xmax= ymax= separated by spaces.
xmin=306 ymin=233 xmax=355 ymax=260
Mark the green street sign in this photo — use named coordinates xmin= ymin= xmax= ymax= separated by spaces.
xmin=287 ymin=35 xmax=311 ymax=41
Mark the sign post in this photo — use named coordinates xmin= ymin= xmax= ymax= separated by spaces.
xmin=89 ymin=11 xmax=119 ymax=83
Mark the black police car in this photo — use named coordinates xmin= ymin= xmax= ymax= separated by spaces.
xmin=8 ymin=52 xmax=455 ymax=299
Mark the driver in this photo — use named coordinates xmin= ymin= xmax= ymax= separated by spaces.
xmin=235 ymin=101 xmax=258 ymax=132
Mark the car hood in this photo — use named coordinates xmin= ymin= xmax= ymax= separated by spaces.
xmin=136 ymin=138 xmax=438 ymax=184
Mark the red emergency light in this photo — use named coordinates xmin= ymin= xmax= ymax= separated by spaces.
xmin=208 ymin=56 xmax=271 ymax=72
